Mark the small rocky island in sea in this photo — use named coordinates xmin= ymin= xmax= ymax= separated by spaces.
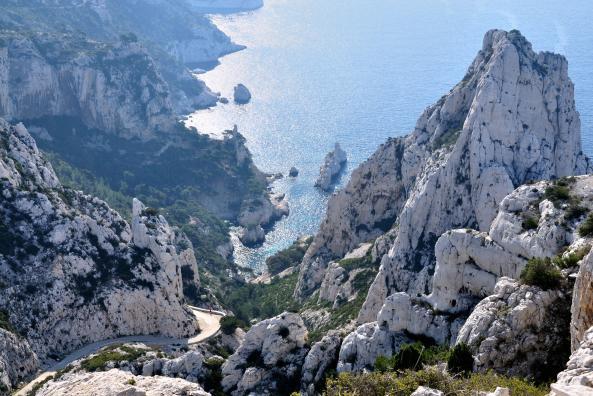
xmin=233 ymin=83 xmax=252 ymax=104
xmin=315 ymin=142 xmax=347 ymax=191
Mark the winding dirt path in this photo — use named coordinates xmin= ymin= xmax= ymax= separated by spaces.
xmin=15 ymin=307 xmax=223 ymax=396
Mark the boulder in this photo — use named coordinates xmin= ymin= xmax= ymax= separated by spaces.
xmin=221 ymin=312 xmax=308 ymax=395
xmin=233 ymin=84 xmax=252 ymax=104
xmin=455 ymin=278 xmax=571 ymax=381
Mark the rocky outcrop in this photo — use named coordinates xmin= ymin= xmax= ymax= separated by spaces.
xmin=427 ymin=177 xmax=593 ymax=314
xmin=296 ymin=29 xmax=590 ymax=307
xmin=0 ymin=33 xmax=175 ymax=140
xmin=315 ymin=143 xmax=347 ymax=192
xmin=301 ymin=330 xmax=342 ymax=395
xmin=0 ymin=0 xmax=242 ymax=114
xmin=337 ymin=321 xmax=412 ymax=372
xmin=571 ymin=249 xmax=593 ymax=350
xmin=35 ymin=368 xmax=211 ymax=396
xmin=455 ymin=278 xmax=571 ymax=381
xmin=233 ymin=84 xmax=252 ymax=104
xmin=0 ymin=120 xmax=198 ymax=389
xmin=238 ymin=191 xmax=289 ymax=246
xmin=411 ymin=387 xmax=444 ymax=396
xmin=221 ymin=312 xmax=308 ymax=395
xmin=0 ymin=329 xmax=38 ymax=392
xmin=289 ymin=166 xmax=299 ymax=177
xmin=551 ymin=326 xmax=593 ymax=396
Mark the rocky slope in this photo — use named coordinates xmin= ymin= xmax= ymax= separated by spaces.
xmin=36 ymin=368 xmax=211 ymax=396
xmin=0 ymin=119 xmax=200 ymax=391
xmin=0 ymin=0 xmax=282 ymax=291
xmin=296 ymin=29 xmax=590 ymax=305
xmin=0 ymin=0 xmax=243 ymax=113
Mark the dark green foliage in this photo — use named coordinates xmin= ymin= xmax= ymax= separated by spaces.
xmin=579 ymin=213 xmax=593 ymax=237
xmin=553 ymin=246 xmax=591 ymax=269
xmin=395 ymin=343 xmax=424 ymax=370
xmin=221 ymin=272 xmax=300 ymax=324
xmin=0 ymin=310 xmax=16 ymax=333
xmin=220 ymin=316 xmax=246 ymax=335
xmin=265 ymin=237 xmax=312 ymax=275
xmin=142 ymin=207 xmax=159 ymax=216
xmin=521 ymin=215 xmax=539 ymax=230
xmin=565 ymin=204 xmax=588 ymax=221
xmin=519 ymin=257 xmax=562 ymax=290
xmin=447 ymin=343 xmax=474 ymax=375
xmin=80 ymin=345 xmax=146 ymax=372
xmin=374 ymin=343 xmax=452 ymax=373
xmin=544 ymin=184 xmax=570 ymax=208
xmin=277 ymin=326 xmax=290 ymax=338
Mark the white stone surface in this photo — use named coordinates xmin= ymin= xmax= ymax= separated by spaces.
xmin=35 ymin=368 xmax=210 ymax=396
xmin=221 ymin=312 xmax=308 ymax=395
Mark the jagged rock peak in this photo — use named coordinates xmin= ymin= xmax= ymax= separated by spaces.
xmin=315 ymin=142 xmax=347 ymax=192
xmin=295 ymin=29 xmax=590 ymax=313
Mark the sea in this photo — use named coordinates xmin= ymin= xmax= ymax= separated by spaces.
xmin=185 ymin=0 xmax=593 ymax=271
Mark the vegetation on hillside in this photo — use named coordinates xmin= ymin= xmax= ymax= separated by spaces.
xmin=266 ymin=237 xmax=312 ymax=275
xmin=323 ymin=369 xmax=548 ymax=396
xmin=519 ymin=257 xmax=562 ymax=290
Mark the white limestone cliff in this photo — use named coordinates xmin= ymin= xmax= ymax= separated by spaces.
xmin=296 ymin=30 xmax=590 ymax=309
xmin=0 ymin=120 xmax=199 ymax=391
xmin=0 ymin=329 xmax=39 ymax=392
xmin=0 ymin=37 xmax=175 ymax=140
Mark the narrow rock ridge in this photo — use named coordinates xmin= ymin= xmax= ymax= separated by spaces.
xmin=296 ymin=29 xmax=590 ymax=315
xmin=315 ymin=143 xmax=347 ymax=192
xmin=0 ymin=119 xmax=199 ymax=391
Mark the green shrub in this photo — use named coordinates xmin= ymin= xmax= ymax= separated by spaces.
xmin=579 ymin=213 xmax=593 ymax=237
xmin=265 ymin=237 xmax=311 ymax=275
xmin=519 ymin=257 xmax=562 ymax=290
xmin=0 ymin=310 xmax=16 ymax=333
xmin=80 ymin=345 xmax=145 ymax=372
xmin=553 ymin=246 xmax=591 ymax=269
xmin=395 ymin=343 xmax=424 ymax=370
xmin=544 ymin=185 xmax=570 ymax=208
xmin=447 ymin=343 xmax=474 ymax=375
xmin=521 ymin=215 xmax=539 ymax=230
xmin=374 ymin=355 xmax=396 ymax=373
xmin=565 ymin=204 xmax=588 ymax=221
xmin=323 ymin=368 xmax=548 ymax=396
xmin=220 ymin=316 xmax=245 ymax=335
xmin=142 ymin=207 xmax=159 ymax=217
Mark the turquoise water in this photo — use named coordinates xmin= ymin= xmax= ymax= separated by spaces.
xmin=187 ymin=0 xmax=593 ymax=271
